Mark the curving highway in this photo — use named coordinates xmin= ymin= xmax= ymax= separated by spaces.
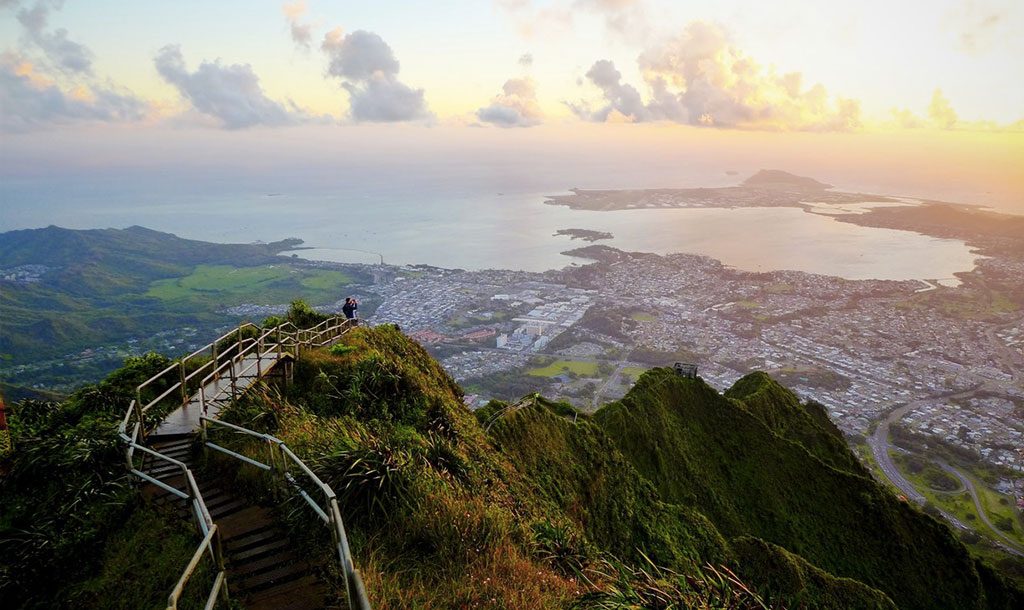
xmin=936 ymin=460 xmax=1024 ymax=557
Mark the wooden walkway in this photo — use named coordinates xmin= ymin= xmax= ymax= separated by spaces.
xmin=153 ymin=350 xmax=287 ymax=437
xmin=145 ymin=438 xmax=335 ymax=610
xmin=122 ymin=317 xmax=367 ymax=609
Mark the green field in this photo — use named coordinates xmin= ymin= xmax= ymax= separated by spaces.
xmin=146 ymin=264 xmax=353 ymax=306
xmin=631 ymin=312 xmax=656 ymax=322
xmin=620 ymin=366 xmax=649 ymax=383
xmin=528 ymin=359 xmax=599 ymax=377
xmin=892 ymin=452 xmax=1024 ymax=548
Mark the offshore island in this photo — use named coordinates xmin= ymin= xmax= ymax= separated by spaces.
xmin=553 ymin=228 xmax=614 ymax=242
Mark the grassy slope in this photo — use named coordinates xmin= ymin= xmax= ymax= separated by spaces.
xmin=0 ymin=227 xmax=362 ymax=388
xmin=267 ymin=327 xmax=985 ymax=608
xmin=595 ymin=369 xmax=1019 ymax=610
xmin=0 ymin=353 xmax=200 ymax=609
xmin=10 ymin=325 xmax=1020 ymax=609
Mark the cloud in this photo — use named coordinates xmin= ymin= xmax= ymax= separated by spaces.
xmin=928 ymin=89 xmax=958 ymax=129
xmin=320 ymin=29 xmax=429 ymax=122
xmin=497 ymin=0 xmax=648 ymax=40
xmin=282 ymin=0 xmax=313 ymax=49
xmin=567 ymin=60 xmax=651 ymax=122
xmin=0 ymin=51 xmax=145 ymax=132
xmin=12 ymin=0 xmax=93 ymax=74
xmin=574 ymin=0 xmax=650 ymax=41
xmin=477 ymin=77 xmax=543 ymax=127
xmin=322 ymin=29 xmax=400 ymax=81
xmin=517 ymin=53 xmax=533 ymax=67
xmin=154 ymin=45 xmax=303 ymax=129
xmin=571 ymin=21 xmax=861 ymax=131
xmin=945 ymin=0 xmax=1016 ymax=54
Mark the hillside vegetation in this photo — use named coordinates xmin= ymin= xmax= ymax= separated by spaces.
xmin=0 ymin=226 xmax=365 ymax=389
xmin=216 ymin=326 xmax=1020 ymax=608
xmin=2 ymin=324 xmax=1022 ymax=608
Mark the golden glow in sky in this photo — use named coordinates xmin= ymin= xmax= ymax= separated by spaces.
xmin=2 ymin=0 xmax=1022 ymax=130
xmin=1 ymin=0 xmax=1022 ymax=210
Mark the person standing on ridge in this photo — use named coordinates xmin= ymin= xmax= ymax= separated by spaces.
xmin=342 ymin=297 xmax=358 ymax=320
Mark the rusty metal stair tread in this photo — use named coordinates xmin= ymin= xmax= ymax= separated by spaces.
xmin=209 ymin=498 xmax=248 ymax=519
xmin=234 ymin=561 xmax=312 ymax=594
xmin=244 ymin=575 xmax=329 ymax=610
xmin=230 ymin=549 xmax=300 ymax=578
xmin=231 ymin=537 xmax=291 ymax=563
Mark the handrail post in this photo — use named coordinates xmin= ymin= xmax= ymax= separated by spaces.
xmin=257 ymin=335 xmax=263 ymax=377
xmin=230 ymin=359 xmax=237 ymax=402
xmin=179 ymin=361 xmax=187 ymax=404
xmin=212 ymin=340 xmax=219 ymax=381
xmin=200 ymin=385 xmax=207 ymax=414
xmin=133 ymin=394 xmax=146 ymax=442
xmin=268 ymin=439 xmax=284 ymax=500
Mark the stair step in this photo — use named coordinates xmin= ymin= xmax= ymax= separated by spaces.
xmin=209 ymin=498 xmax=248 ymax=519
xmin=235 ymin=561 xmax=311 ymax=595
xmin=146 ymin=461 xmax=187 ymax=476
xmin=244 ymin=575 xmax=326 ymax=610
xmin=152 ymin=441 xmax=194 ymax=454
xmin=157 ymin=448 xmax=192 ymax=461
xmin=225 ymin=526 xmax=282 ymax=552
xmin=201 ymin=489 xmax=231 ymax=505
xmin=231 ymin=550 xmax=299 ymax=578
xmin=231 ymin=537 xmax=291 ymax=563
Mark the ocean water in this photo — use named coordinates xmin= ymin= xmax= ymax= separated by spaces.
xmin=0 ymin=156 xmax=988 ymax=281
xmin=282 ymin=195 xmax=981 ymax=281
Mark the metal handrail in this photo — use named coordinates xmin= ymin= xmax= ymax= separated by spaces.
xmin=167 ymin=524 xmax=227 ymax=610
xmin=117 ymin=313 xmax=361 ymax=610
xmin=200 ymin=415 xmax=372 ymax=610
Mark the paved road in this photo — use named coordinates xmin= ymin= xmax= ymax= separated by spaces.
xmin=868 ymin=383 xmax=989 ymax=502
xmin=869 ymin=402 xmax=927 ymax=502
xmin=984 ymin=317 xmax=1024 ymax=385
xmin=936 ymin=460 xmax=1024 ymax=558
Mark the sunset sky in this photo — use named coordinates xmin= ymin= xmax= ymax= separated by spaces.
xmin=3 ymin=0 xmax=1022 ymax=129
xmin=2 ymin=1 xmax=1022 ymax=211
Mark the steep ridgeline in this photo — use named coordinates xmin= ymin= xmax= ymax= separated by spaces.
xmin=593 ymin=371 xmax=1018 ymax=609
xmin=274 ymin=328 xmax=1020 ymax=609
xmin=5 ymin=326 xmax=1021 ymax=609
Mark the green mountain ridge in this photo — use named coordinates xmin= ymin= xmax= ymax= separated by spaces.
xmin=2 ymin=324 xmax=1021 ymax=608
xmin=0 ymin=226 xmax=364 ymax=389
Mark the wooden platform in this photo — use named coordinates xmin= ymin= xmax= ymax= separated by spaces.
xmin=153 ymin=350 xmax=287 ymax=437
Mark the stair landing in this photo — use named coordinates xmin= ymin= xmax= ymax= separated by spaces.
xmin=153 ymin=351 xmax=286 ymax=437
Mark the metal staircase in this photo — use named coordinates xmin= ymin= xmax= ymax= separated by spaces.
xmin=118 ymin=316 xmax=370 ymax=610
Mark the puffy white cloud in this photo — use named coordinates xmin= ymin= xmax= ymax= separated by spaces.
xmin=944 ymin=0 xmax=1017 ymax=54
xmin=322 ymin=29 xmax=400 ymax=81
xmin=497 ymin=0 xmax=648 ymax=40
xmin=342 ymin=74 xmax=429 ymax=122
xmin=282 ymin=1 xmax=313 ymax=49
xmin=477 ymin=77 xmax=543 ymax=127
xmin=572 ymin=21 xmax=862 ymax=131
xmin=574 ymin=0 xmax=649 ymax=41
xmin=567 ymin=60 xmax=650 ymax=122
xmin=13 ymin=0 xmax=93 ymax=74
xmin=320 ymin=29 xmax=429 ymax=122
xmin=154 ymin=45 xmax=303 ymax=129
xmin=0 ymin=52 xmax=145 ymax=132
